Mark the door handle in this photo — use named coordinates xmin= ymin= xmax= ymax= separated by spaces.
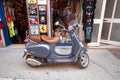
xmin=103 ymin=19 xmax=108 ymax=21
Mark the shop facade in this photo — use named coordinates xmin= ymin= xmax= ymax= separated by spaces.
xmin=0 ymin=0 xmax=120 ymax=47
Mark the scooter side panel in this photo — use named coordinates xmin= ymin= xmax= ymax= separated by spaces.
xmin=26 ymin=43 xmax=50 ymax=58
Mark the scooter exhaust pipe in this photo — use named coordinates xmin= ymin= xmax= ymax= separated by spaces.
xmin=26 ymin=58 xmax=42 ymax=66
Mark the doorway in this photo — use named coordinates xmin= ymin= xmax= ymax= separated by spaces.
xmin=101 ymin=0 xmax=120 ymax=45
xmin=51 ymin=0 xmax=81 ymax=45
xmin=3 ymin=0 xmax=28 ymax=44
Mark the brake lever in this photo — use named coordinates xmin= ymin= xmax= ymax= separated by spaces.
xmin=77 ymin=24 xmax=81 ymax=28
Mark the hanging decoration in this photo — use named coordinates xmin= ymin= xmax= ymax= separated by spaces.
xmin=5 ymin=8 xmax=15 ymax=38
xmin=82 ymin=0 xmax=96 ymax=43
xmin=38 ymin=0 xmax=48 ymax=35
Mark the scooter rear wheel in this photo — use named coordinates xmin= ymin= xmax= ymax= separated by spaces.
xmin=77 ymin=53 xmax=89 ymax=69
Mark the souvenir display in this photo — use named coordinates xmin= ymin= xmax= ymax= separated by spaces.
xmin=39 ymin=25 xmax=47 ymax=33
xmin=39 ymin=5 xmax=46 ymax=11
xmin=30 ymin=24 xmax=39 ymax=35
xmin=29 ymin=17 xmax=38 ymax=24
xmin=38 ymin=2 xmax=48 ymax=34
xmin=38 ymin=5 xmax=47 ymax=24
xmin=28 ymin=4 xmax=37 ymax=16
xmin=8 ymin=21 xmax=15 ymax=38
xmin=28 ymin=0 xmax=37 ymax=4
xmin=82 ymin=0 xmax=96 ymax=43
xmin=26 ymin=0 xmax=48 ymax=40
xmin=38 ymin=0 xmax=47 ymax=5
xmin=27 ymin=0 xmax=39 ymax=36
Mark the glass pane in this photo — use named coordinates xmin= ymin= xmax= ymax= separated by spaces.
xmin=94 ymin=0 xmax=103 ymax=19
xmin=91 ymin=24 xmax=99 ymax=42
xmin=110 ymin=23 xmax=120 ymax=41
xmin=114 ymin=0 xmax=120 ymax=18
xmin=101 ymin=23 xmax=110 ymax=40
xmin=104 ymin=0 xmax=114 ymax=18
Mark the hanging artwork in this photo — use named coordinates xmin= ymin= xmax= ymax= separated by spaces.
xmin=28 ymin=4 xmax=37 ymax=16
xmin=39 ymin=25 xmax=47 ymax=33
xmin=38 ymin=0 xmax=47 ymax=5
xmin=82 ymin=0 xmax=96 ymax=43
xmin=39 ymin=5 xmax=46 ymax=11
xmin=30 ymin=17 xmax=38 ymax=24
xmin=38 ymin=5 xmax=47 ymax=24
xmin=30 ymin=24 xmax=39 ymax=35
xmin=39 ymin=15 xmax=47 ymax=24
xmin=28 ymin=0 xmax=37 ymax=4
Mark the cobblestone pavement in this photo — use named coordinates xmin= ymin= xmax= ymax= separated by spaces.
xmin=0 ymin=47 xmax=120 ymax=80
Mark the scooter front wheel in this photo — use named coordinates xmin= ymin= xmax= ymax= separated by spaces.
xmin=77 ymin=53 xmax=89 ymax=69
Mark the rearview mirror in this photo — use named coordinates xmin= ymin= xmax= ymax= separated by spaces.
xmin=55 ymin=21 xmax=59 ymax=26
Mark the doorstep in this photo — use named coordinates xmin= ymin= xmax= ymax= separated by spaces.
xmin=88 ymin=43 xmax=120 ymax=50
xmin=5 ymin=44 xmax=25 ymax=49
xmin=1 ymin=43 xmax=120 ymax=50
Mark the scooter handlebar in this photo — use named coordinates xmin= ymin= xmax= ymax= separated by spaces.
xmin=55 ymin=21 xmax=67 ymax=32
xmin=55 ymin=21 xmax=64 ymax=28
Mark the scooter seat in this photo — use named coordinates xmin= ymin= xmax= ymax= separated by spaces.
xmin=41 ymin=35 xmax=60 ymax=44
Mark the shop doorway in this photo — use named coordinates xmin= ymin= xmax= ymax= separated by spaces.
xmin=3 ymin=0 xmax=28 ymax=44
xmin=51 ymin=0 xmax=81 ymax=45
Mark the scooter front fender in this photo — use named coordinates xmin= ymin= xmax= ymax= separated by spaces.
xmin=81 ymin=47 xmax=87 ymax=54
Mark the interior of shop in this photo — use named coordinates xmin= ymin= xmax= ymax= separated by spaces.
xmin=3 ymin=0 xmax=28 ymax=44
xmin=51 ymin=0 xmax=81 ymax=44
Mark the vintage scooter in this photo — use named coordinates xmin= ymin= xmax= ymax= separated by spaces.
xmin=23 ymin=21 xmax=89 ymax=69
